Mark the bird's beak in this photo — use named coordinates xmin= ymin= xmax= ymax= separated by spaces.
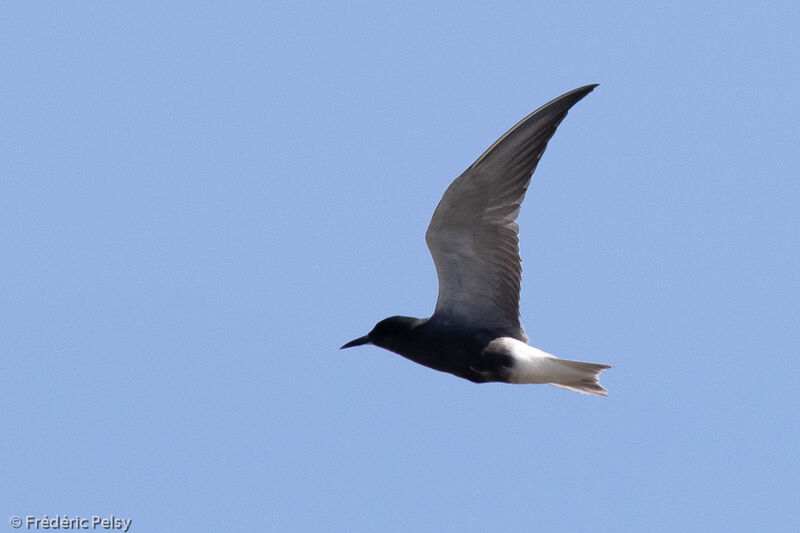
xmin=340 ymin=335 xmax=370 ymax=349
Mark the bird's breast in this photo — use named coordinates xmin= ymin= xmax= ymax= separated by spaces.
xmin=386 ymin=323 xmax=513 ymax=383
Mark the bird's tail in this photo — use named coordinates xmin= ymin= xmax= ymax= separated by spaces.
xmin=497 ymin=338 xmax=611 ymax=396
xmin=546 ymin=358 xmax=611 ymax=397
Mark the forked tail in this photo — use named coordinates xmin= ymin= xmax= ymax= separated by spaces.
xmin=547 ymin=358 xmax=611 ymax=396
xmin=491 ymin=337 xmax=611 ymax=396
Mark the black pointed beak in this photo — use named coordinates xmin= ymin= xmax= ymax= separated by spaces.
xmin=340 ymin=335 xmax=370 ymax=349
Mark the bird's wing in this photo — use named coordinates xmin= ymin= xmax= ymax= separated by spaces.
xmin=425 ymin=85 xmax=597 ymax=342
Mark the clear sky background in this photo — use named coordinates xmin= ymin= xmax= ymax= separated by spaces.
xmin=2 ymin=2 xmax=799 ymax=532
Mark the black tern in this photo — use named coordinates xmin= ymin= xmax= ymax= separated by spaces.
xmin=342 ymin=85 xmax=610 ymax=396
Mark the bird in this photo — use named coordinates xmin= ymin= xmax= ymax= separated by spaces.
xmin=341 ymin=84 xmax=610 ymax=396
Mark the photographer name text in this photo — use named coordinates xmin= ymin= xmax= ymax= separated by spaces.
xmin=10 ymin=515 xmax=131 ymax=532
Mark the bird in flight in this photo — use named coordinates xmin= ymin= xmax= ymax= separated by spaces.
xmin=342 ymin=85 xmax=610 ymax=396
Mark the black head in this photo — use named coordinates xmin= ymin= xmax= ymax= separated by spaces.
xmin=340 ymin=316 xmax=423 ymax=351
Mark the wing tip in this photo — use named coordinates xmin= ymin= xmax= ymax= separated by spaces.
xmin=558 ymin=83 xmax=599 ymax=105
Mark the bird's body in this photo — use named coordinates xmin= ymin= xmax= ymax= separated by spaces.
xmin=362 ymin=316 xmax=516 ymax=383
xmin=342 ymin=85 xmax=610 ymax=396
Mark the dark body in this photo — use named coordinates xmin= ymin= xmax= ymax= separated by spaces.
xmin=362 ymin=316 xmax=517 ymax=383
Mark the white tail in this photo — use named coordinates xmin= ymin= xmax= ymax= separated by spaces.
xmin=493 ymin=338 xmax=611 ymax=396
xmin=545 ymin=358 xmax=611 ymax=396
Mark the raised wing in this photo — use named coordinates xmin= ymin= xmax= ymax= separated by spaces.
xmin=425 ymin=85 xmax=597 ymax=341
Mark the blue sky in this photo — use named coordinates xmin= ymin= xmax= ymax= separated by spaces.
xmin=2 ymin=2 xmax=799 ymax=532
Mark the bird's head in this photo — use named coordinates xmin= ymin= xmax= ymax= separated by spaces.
xmin=340 ymin=316 xmax=422 ymax=351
